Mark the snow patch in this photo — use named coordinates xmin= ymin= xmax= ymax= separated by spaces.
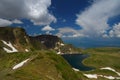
xmin=84 ymin=74 xmax=119 ymax=79
xmin=103 ymin=75 xmax=115 ymax=80
xmin=57 ymin=51 xmax=61 ymax=54
xmin=57 ymin=51 xmax=64 ymax=54
xmin=25 ymin=49 xmax=29 ymax=52
xmin=101 ymin=67 xmax=120 ymax=76
xmin=60 ymin=43 xmax=64 ymax=46
xmin=83 ymin=67 xmax=120 ymax=79
xmin=101 ymin=67 xmax=115 ymax=72
xmin=84 ymin=74 xmax=97 ymax=79
xmin=56 ymin=49 xmax=64 ymax=54
xmin=72 ymin=68 xmax=79 ymax=71
xmin=57 ymin=42 xmax=64 ymax=46
xmin=1 ymin=40 xmax=18 ymax=53
xmin=57 ymin=42 xmax=60 ymax=45
xmin=13 ymin=58 xmax=29 ymax=70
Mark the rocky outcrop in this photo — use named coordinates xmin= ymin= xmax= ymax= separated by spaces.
xmin=0 ymin=27 xmax=81 ymax=54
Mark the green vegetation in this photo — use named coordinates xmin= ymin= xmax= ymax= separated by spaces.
xmin=80 ymin=47 xmax=120 ymax=80
xmin=83 ymin=47 xmax=120 ymax=70
xmin=0 ymin=27 xmax=120 ymax=80
xmin=0 ymin=51 xmax=80 ymax=80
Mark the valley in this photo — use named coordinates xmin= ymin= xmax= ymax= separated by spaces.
xmin=0 ymin=27 xmax=120 ymax=80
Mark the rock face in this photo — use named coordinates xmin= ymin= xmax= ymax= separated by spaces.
xmin=0 ymin=27 xmax=63 ymax=52
xmin=30 ymin=35 xmax=63 ymax=49
xmin=0 ymin=27 xmax=32 ymax=52
xmin=0 ymin=27 xmax=81 ymax=80
xmin=0 ymin=27 xmax=81 ymax=53
xmin=30 ymin=35 xmax=81 ymax=54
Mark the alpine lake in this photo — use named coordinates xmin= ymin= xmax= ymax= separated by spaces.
xmin=62 ymin=54 xmax=94 ymax=71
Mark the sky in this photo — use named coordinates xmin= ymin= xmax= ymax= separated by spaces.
xmin=0 ymin=0 xmax=120 ymax=48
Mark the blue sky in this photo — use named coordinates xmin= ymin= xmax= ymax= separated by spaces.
xmin=0 ymin=0 xmax=120 ymax=48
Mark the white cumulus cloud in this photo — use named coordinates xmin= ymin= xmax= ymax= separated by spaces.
xmin=108 ymin=23 xmax=120 ymax=38
xmin=56 ymin=27 xmax=86 ymax=38
xmin=76 ymin=0 xmax=120 ymax=37
xmin=12 ymin=19 xmax=23 ymax=24
xmin=0 ymin=0 xmax=56 ymax=25
xmin=0 ymin=18 xmax=12 ymax=27
xmin=42 ymin=25 xmax=55 ymax=31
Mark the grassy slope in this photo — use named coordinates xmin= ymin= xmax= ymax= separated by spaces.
xmin=1 ymin=46 xmax=120 ymax=80
xmin=0 ymin=50 xmax=80 ymax=80
xmin=1 ymin=47 xmax=119 ymax=80
xmin=81 ymin=47 xmax=120 ymax=80
xmin=0 ymin=27 xmax=83 ymax=80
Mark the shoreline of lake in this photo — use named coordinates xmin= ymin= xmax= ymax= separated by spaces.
xmin=61 ymin=53 xmax=94 ymax=71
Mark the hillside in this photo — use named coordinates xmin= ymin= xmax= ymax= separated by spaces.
xmin=0 ymin=50 xmax=82 ymax=80
xmin=80 ymin=47 xmax=120 ymax=80
xmin=0 ymin=27 xmax=82 ymax=80
xmin=1 ymin=27 xmax=120 ymax=80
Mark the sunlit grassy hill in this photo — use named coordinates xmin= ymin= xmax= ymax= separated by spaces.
xmin=0 ymin=27 xmax=120 ymax=80
xmin=80 ymin=47 xmax=120 ymax=80
xmin=0 ymin=27 xmax=82 ymax=80
xmin=0 ymin=50 xmax=81 ymax=80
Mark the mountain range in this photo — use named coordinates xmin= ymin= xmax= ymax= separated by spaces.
xmin=0 ymin=27 xmax=82 ymax=80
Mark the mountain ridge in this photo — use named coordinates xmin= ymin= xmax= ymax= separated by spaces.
xmin=0 ymin=27 xmax=82 ymax=80
xmin=0 ymin=27 xmax=81 ymax=54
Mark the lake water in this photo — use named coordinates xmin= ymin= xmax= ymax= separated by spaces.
xmin=62 ymin=54 xmax=93 ymax=71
